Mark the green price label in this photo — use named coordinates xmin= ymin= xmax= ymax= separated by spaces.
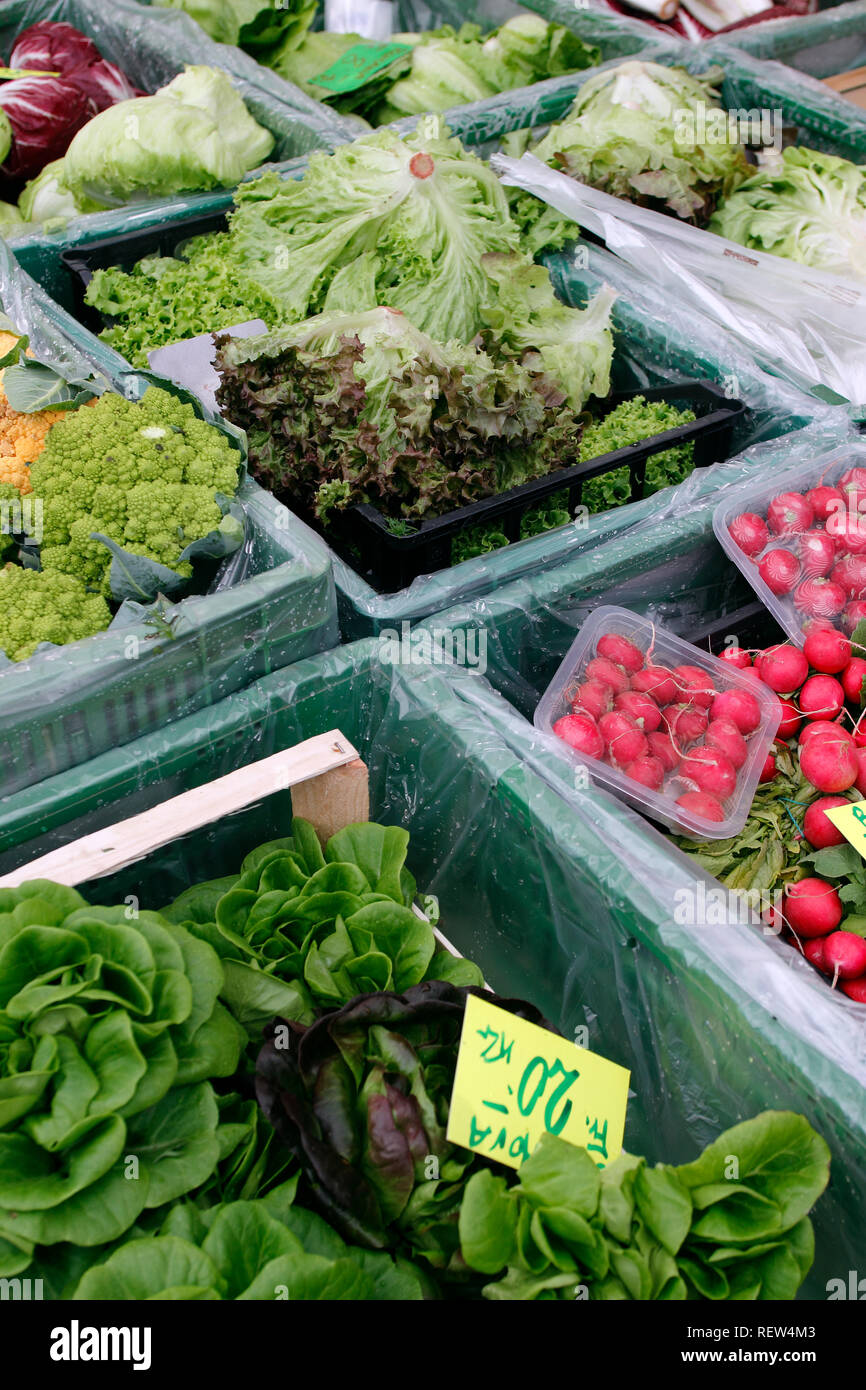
xmin=312 ymin=42 xmax=412 ymax=95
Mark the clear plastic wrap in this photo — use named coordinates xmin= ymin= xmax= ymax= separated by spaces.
xmin=715 ymin=0 xmax=866 ymax=79
xmin=0 ymin=637 xmax=860 ymax=1294
xmin=0 ymin=241 xmax=339 ymax=797
xmin=418 ymin=421 xmax=853 ymax=719
xmin=491 ymin=41 xmax=866 ymax=409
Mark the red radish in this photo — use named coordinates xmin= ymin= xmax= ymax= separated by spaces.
xmin=728 ymin=511 xmax=768 ymax=556
xmin=784 ymin=878 xmax=843 ymax=937
xmin=803 ymin=937 xmax=830 ymax=973
xmin=665 ymin=704 xmax=708 ymax=745
xmin=705 ymin=718 xmax=748 ymax=770
xmin=825 ymin=511 xmax=866 ymax=553
xmin=598 ymin=711 xmax=647 ymax=766
xmin=571 ymin=680 xmax=612 ymax=721
xmin=800 ymin=732 xmax=858 ymax=793
xmin=614 ymin=690 xmax=662 ymax=732
xmin=753 ymin=644 xmax=808 ymax=693
xmin=803 ymin=626 xmax=851 ymax=674
xmin=675 ymin=790 xmax=725 ymax=823
xmin=775 ymin=697 xmax=801 ymax=740
xmin=842 ymin=600 xmax=866 ymax=634
xmin=630 ymin=665 xmax=678 ymax=703
xmin=806 ymin=484 xmax=845 ymax=521
xmin=799 ymin=673 xmax=845 ymax=722
xmin=839 ymin=467 xmax=866 ymax=508
xmin=718 ymin=646 xmax=751 ymax=670
xmin=553 ymin=714 xmax=605 ymax=759
xmin=759 ymin=752 xmax=777 ymax=783
xmin=803 ymin=795 xmax=850 ymax=849
xmin=798 ymin=529 xmax=836 ymax=577
xmin=585 ymin=656 xmax=629 ymax=695
xmin=672 ymin=665 xmax=715 ymax=709
xmin=597 ymin=633 xmax=644 ymax=674
xmin=709 ymin=687 xmax=762 ymax=735
xmin=854 ymin=719 xmax=866 ymax=749
xmin=830 ymin=553 xmax=866 ymax=598
xmin=624 ymin=754 xmax=664 ymax=790
xmin=758 ymin=548 xmax=800 ymax=595
xmin=855 ymin=747 xmax=866 ymax=796
xmin=799 ymin=719 xmax=846 ymax=746
xmin=767 ymin=491 xmax=814 ymax=535
xmin=841 ymin=976 xmax=866 ymax=1002
xmin=824 ymin=930 xmax=866 ymax=982
xmin=794 ymin=577 xmax=846 ymax=620
xmin=647 ymin=730 xmax=680 ymax=772
xmin=679 ymin=746 xmax=738 ymax=800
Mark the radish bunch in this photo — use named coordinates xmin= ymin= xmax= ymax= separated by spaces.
xmin=744 ymin=627 xmax=866 ymax=1000
xmin=728 ymin=470 xmax=866 ymax=635
xmin=552 ymin=630 xmax=766 ymax=828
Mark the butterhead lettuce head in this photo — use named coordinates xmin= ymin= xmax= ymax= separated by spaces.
xmin=62 ymin=65 xmax=274 ymax=205
xmin=709 ymin=146 xmax=866 ymax=281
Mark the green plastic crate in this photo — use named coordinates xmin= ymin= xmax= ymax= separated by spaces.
xmin=714 ymin=0 xmax=866 ymax=81
xmin=418 ymin=421 xmax=849 ymax=717
xmin=10 ymin=213 xmax=830 ymax=638
xmin=0 ymin=249 xmax=339 ymax=797
xmin=0 ymin=0 xmax=357 ymax=155
xmin=0 ymin=638 xmax=859 ymax=1296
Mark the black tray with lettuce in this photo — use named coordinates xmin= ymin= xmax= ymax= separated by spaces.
xmin=58 ymin=123 xmax=745 ymax=593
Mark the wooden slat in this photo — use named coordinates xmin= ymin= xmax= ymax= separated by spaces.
xmin=0 ymin=731 xmax=361 ymax=888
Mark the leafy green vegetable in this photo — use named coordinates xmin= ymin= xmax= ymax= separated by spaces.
xmin=0 ymin=884 xmax=245 ymax=1272
xmin=513 ymin=61 xmax=750 ymax=250
xmin=709 ymin=147 xmax=866 ymax=281
xmin=71 ymin=1192 xmax=424 ymax=1300
xmin=17 ymin=160 xmax=108 ymax=229
xmin=449 ymin=396 xmax=696 ymax=564
xmin=155 ymin=0 xmax=317 ymax=53
xmin=63 ymin=65 xmax=275 ymax=206
xmin=459 ymin=1114 xmax=830 ymax=1300
xmin=255 ymin=980 xmax=555 ymax=1269
xmin=86 ymin=123 xmax=522 ymax=364
xmin=163 ymin=818 xmax=483 ymax=1031
xmin=214 ymin=301 xmax=607 ymax=524
xmin=673 ymin=743 xmax=825 ymax=901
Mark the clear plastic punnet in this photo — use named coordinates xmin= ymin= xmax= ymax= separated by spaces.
xmin=713 ymin=441 xmax=866 ymax=648
xmin=534 ymin=604 xmax=781 ymax=840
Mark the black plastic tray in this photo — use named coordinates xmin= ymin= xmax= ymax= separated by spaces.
xmin=62 ymin=221 xmax=745 ymax=595
xmin=60 ymin=209 xmax=232 ymax=335
xmin=316 ymin=381 xmax=745 ymax=591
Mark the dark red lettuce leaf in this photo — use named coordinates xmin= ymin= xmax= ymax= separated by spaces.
xmin=0 ymin=75 xmax=90 ymax=178
xmin=1 ymin=22 xmax=140 ymax=180
xmin=67 ymin=59 xmax=141 ymax=111
xmin=9 ymin=20 xmax=102 ymax=73
xmin=255 ymin=981 xmax=557 ymax=1259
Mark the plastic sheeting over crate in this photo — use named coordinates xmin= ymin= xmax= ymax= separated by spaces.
xmin=0 ymin=242 xmax=338 ymax=797
xmin=0 ymin=638 xmax=859 ymax=1295
xmin=0 ymin=0 xmax=357 ymax=162
xmin=715 ymin=0 xmax=866 ymax=80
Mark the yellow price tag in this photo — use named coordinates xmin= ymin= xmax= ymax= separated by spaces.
xmin=824 ymin=800 xmax=866 ymax=858
xmin=446 ymin=994 xmax=630 ymax=1171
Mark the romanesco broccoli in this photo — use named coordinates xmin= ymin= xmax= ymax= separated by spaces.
xmin=0 ymin=564 xmax=112 ymax=661
xmin=29 ymin=387 xmax=239 ymax=595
